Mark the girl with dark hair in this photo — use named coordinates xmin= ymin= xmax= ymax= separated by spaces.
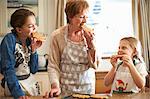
xmin=0 ymin=9 xmax=42 ymax=99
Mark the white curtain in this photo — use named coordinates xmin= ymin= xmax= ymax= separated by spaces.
xmin=132 ymin=0 xmax=150 ymax=70
xmin=46 ymin=0 xmax=66 ymax=32
xmin=38 ymin=0 xmax=66 ymax=54
xmin=54 ymin=0 xmax=66 ymax=29
xmin=139 ymin=0 xmax=150 ymax=70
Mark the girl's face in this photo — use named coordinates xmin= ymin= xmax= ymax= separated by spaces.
xmin=69 ymin=9 xmax=88 ymax=28
xmin=118 ymin=40 xmax=135 ymax=58
xmin=19 ymin=15 xmax=37 ymax=38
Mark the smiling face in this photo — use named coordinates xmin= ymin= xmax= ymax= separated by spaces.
xmin=10 ymin=9 xmax=37 ymax=39
xmin=117 ymin=39 xmax=135 ymax=58
xmin=65 ymin=0 xmax=89 ymax=24
xmin=69 ymin=9 xmax=88 ymax=28
xmin=17 ymin=15 xmax=37 ymax=38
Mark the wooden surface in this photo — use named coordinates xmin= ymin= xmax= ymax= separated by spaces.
xmin=95 ymin=71 xmax=111 ymax=93
xmin=110 ymin=90 xmax=150 ymax=99
xmin=0 ymin=90 xmax=150 ymax=99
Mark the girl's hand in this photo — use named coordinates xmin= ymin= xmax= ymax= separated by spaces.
xmin=121 ymin=55 xmax=134 ymax=67
xmin=110 ymin=55 xmax=122 ymax=68
xmin=31 ymin=37 xmax=42 ymax=53
xmin=18 ymin=96 xmax=29 ymax=99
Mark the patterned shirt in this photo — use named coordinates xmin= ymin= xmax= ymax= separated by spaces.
xmin=0 ymin=32 xmax=39 ymax=98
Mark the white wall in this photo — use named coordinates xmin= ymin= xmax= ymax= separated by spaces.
xmin=97 ymin=59 xmax=112 ymax=71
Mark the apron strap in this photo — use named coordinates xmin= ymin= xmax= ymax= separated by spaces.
xmin=17 ymin=74 xmax=30 ymax=80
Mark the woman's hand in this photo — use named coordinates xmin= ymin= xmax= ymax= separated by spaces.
xmin=43 ymin=83 xmax=61 ymax=98
xmin=83 ymin=31 xmax=95 ymax=49
xmin=31 ymin=37 xmax=42 ymax=53
xmin=18 ymin=96 xmax=29 ymax=99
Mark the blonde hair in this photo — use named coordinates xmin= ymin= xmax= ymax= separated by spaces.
xmin=120 ymin=37 xmax=144 ymax=63
xmin=65 ymin=0 xmax=89 ymax=23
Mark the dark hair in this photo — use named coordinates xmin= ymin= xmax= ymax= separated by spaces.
xmin=65 ymin=0 xmax=89 ymax=23
xmin=10 ymin=9 xmax=35 ymax=30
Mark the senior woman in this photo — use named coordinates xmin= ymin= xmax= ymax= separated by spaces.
xmin=45 ymin=0 xmax=98 ymax=98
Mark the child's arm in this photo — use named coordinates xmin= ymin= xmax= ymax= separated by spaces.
xmin=122 ymin=55 xmax=145 ymax=89
xmin=104 ymin=55 xmax=120 ymax=86
xmin=128 ymin=63 xmax=145 ymax=88
xmin=104 ymin=67 xmax=116 ymax=86
xmin=30 ymin=51 xmax=39 ymax=73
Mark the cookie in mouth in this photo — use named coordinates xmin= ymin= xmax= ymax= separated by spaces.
xmin=32 ymin=32 xmax=46 ymax=41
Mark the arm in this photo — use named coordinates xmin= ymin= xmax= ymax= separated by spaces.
xmin=84 ymin=31 xmax=97 ymax=69
xmin=104 ymin=55 xmax=119 ymax=86
xmin=1 ymin=34 xmax=25 ymax=98
xmin=87 ymin=40 xmax=97 ymax=69
xmin=29 ymin=51 xmax=39 ymax=74
xmin=122 ymin=55 xmax=147 ymax=89
xmin=104 ymin=67 xmax=116 ymax=86
xmin=128 ymin=63 xmax=146 ymax=89
xmin=29 ymin=36 xmax=42 ymax=74
xmin=47 ymin=33 xmax=61 ymax=96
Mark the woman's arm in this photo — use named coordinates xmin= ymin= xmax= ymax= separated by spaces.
xmin=84 ymin=31 xmax=97 ymax=69
xmin=48 ymin=33 xmax=61 ymax=89
xmin=46 ymin=32 xmax=63 ymax=97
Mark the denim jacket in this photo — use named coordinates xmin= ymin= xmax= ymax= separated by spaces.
xmin=0 ymin=32 xmax=39 ymax=98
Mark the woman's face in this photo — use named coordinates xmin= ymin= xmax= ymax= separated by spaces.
xmin=18 ymin=15 xmax=37 ymax=38
xmin=69 ymin=9 xmax=88 ymax=27
xmin=118 ymin=40 xmax=134 ymax=58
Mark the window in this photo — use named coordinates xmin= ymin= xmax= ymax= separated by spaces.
xmin=87 ymin=0 xmax=134 ymax=58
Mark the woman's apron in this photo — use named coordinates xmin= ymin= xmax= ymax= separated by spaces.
xmin=60 ymin=28 xmax=95 ymax=96
xmin=4 ymin=43 xmax=40 ymax=96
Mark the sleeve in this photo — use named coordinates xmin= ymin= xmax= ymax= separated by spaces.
xmin=87 ymin=37 xmax=98 ymax=69
xmin=29 ymin=51 xmax=39 ymax=74
xmin=136 ymin=62 xmax=148 ymax=84
xmin=47 ymin=33 xmax=61 ymax=88
xmin=1 ymin=35 xmax=25 ymax=98
xmin=136 ymin=63 xmax=148 ymax=77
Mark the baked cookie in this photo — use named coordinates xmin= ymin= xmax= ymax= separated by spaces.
xmin=90 ymin=94 xmax=109 ymax=99
xmin=72 ymin=94 xmax=90 ymax=99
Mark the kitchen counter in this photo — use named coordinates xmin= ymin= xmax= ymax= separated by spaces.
xmin=110 ymin=91 xmax=150 ymax=99
xmin=0 ymin=96 xmax=61 ymax=99
xmin=0 ymin=88 xmax=150 ymax=99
